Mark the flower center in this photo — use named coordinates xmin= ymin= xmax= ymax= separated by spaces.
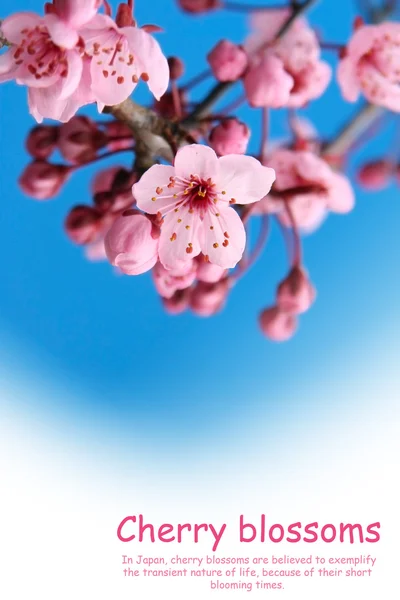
xmin=14 ymin=26 xmax=68 ymax=80
xmin=178 ymin=175 xmax=218 ymax=213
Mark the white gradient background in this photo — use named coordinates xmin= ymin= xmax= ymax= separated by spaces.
xmin=0 ymin=325 xmax=398 ymax=600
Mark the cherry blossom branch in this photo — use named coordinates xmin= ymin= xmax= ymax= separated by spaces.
xmin=181 ymin=0 xmax=318 ymax=126
xmin=104 ymin=98 xmax=195 ymax=170
xmin=0 ymin=20 xmax=10 ymax=49
xmin=322 ymin=103 xmax=385 ymax=158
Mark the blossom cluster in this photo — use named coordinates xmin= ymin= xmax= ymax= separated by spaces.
xmin=0 ymin=0 xmax=169 ymax=122
xmin=1 ymin=0 xmax=398 ymax=341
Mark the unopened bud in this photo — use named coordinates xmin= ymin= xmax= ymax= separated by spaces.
xmin=26 ymin=125 xmax=59 ymax=160
xmin=357 ymin=160 xmax=393 ymax=191
xmin=168 ymin=56 xmax=185 ymax=80
xmin=259 ymin=306 xmax=298 ymax=342
xmin=178 ymin=0 xmax=220 ymax=14
xmin=276 ymin=266 xmax=316 ymax=314
xmin=19 ymin=161 xmax=70 ymax=200
xmin=207 ymin=40 xmax=248 ymax=82
xmin=105 ymin=211 xmax=159 ymax=275
xmin=209 ymin=118 xmax=250 ymax=156
xmin=65 ymin=205 xmax=104 ymax=245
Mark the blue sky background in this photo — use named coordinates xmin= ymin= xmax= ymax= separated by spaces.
xmin=1 ymin=0 xmax=399 ymax=449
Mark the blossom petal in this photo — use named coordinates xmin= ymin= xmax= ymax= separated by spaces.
xmin=28 ymin=58 xmax=88 ymax=124
xmin=53 ymin=0 xmax=101 ymax=28
xmin=123 ymin=26 xmax=169 ymax=101
xmin=1 ymin=12 xmax=41 ymax=44
xmin=218 ymin=154 xmax=276 ymax=205
xmin=244 ymin=55 xmax=293 ymax=108
xmin=359 ymin=62 xmax=400 ymax=112
xmin=158 ymin=207 xmax=202 ymax=270
xmin=174 ymin=144 xmax=219 ymax=180
xmin=328 ymin=173 xmax=355 ymax=214
xmin=58 ymin=58 xmax=95 ymax=122
xmin=133 ymin=165 xmax=177 ymax=215
xmin=200 ymin=207 xmax=245 ymax=269
xmin=337 ymin=57 xmax=361 ymax=103
xmin=58 ymin=50 xmax=83 ymax=99
xmin=43 ymin=13 xmax=79 ymax=49
xmin=0 ymin=51 xmax=18 ymax=82
xmin=83 ymin=26 xmax=141 ymax=107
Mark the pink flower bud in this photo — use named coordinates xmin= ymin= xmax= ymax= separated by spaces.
xmin=207 ymin=40 xmax=248 ymax=82
xmin=162 ymin=289 xmax=191 ymax=315
xmin=259 ymin=306 xmax=298 ymax=342
xmin=91 ymin=167 xmax=135 ymax=214
xmin=19 ymin=161 xmax=70 ymax=200
xmin=153 ymin=260 xmax=197 ymax=299
xmin=26 ymin=125 xmax=59 ymax=160
xmin=58 ymin=116 xmax=106 ymax=164
xmin=105 ymin=211 xmax=159 ymax=275
xmin=196 ymin=257 xmax=227 ymax=283
xmin=116 ymin=2 xmax=135 ymax=27
xmin=357 ymin=160 xmax=393 ymax=190
xmin=209 ymin=118 xmax=250 ymax=156
xmin=104 ymin=121 xmax=134 ymax=152
xmin=179 ymin=0 xmax=220 ymax=13
xmin=190 ymin=279 xmax=229 ymax=317
xmin=65 ymin=205 xmax=104 ymax=245
xmin=168 ymin=56 xmax=185 ymax=80
xmin=276 ymin=266 xmax=316 ymax=314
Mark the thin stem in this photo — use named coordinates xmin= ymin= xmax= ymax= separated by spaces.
xmin=70 ymin=146 xmax=135 ymax=170
xmin=234 ymin=215 xmax=271 ymax=281
xmin=182 ymin=69 xmax=212 ymax=91
xmin=220 ymin=92 xmax=247 ymax=115
xmin=171 ymin=82 xmax=183 ymax=119
xmin=283 ymin=202 xmax=302 ymax=266
xmin=223 ymin=2 xmax=288 ymax=11
xmin=277 ymin=217 xmax=295 ymax=265
xmin=260 ymin=107 xmax=269 ymax=163
xmin=182 ymin=0 xmax=318 ymax=126
xmin=320 ymin=41 xmax=345 ymax=52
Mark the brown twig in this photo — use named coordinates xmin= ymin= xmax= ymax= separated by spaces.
xmin=104 ymin=98 xmax=194 ymax=170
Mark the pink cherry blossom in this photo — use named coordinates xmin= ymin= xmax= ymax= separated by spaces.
xmin=244 ymin=9 xmax=331 ymax=108
xmin=0 ymin=5 xmax=97 ymax=122
xmin=133 ymin=144 xmax=276 ymax=270
xmin=209 ymin=118 xmax=250 ymax=156
xmin=80 ymin=14 xmax=169 ymax=110
xmin=207 ymin=40 xmax=248 ymax=82
xmin=105 ymin=210 xmax=159 ymax=275
xmin=254 ymin=149 xmax=355 ymax=232
xmin=338 ymin=22 xmax=400 ymax=112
